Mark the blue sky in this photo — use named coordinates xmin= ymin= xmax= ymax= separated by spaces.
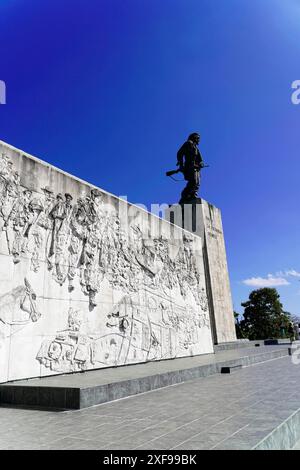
xmin=0 ymin=0 xmax=300 ymax=315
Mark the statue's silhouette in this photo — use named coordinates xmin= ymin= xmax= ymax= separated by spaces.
xmin=166 ymin=133 xmax=208 ymax=203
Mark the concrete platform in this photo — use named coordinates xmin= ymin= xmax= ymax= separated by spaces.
xmin=214 ymin=339 xmax=291 ymax=351
xmin=1 ymin=352 xmax=300 ymax=449
xmin=0 ymin=344 xmax=289 ymax=410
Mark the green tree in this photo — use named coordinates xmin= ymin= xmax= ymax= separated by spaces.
xmin=239 ymin=288 xmax=291 ymax=340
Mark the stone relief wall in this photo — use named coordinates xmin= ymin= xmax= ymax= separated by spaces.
xmin=0 ymin=141 xmax=213 ymax=382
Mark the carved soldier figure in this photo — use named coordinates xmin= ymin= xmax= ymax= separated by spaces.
xmin=48 ymin=193 xmax=65 ymax=261
xmin=79 ymin=189 xmax=104 ymax=308
xmin=0 ymin=157 xmax=20 ymax=233
xmin=25 ymin=198 xmax=45 ymax=272
xmin=0 ymin=154 xmax=10 ymax=178
xmin=48 ymin=193 xmax=72 ymax=255
xmin=85 ymin=188 xmax=103 ymax=225
xmin=38 ymin=186 xmax=55 ymax=231
xmin=6 ymin=161 xmax=14 ymax=181
xmin=177 ymin=132 xmax=204 ymax=204
xmin=48 ymin=193 xmax=73 ymax=283
xmin=0 ymin=182 xmax=18 ymax=233
xmin=68 ymin=196 xmax=88 ymax=292
xmin=5 ymin=189 xmax=32 ymax=263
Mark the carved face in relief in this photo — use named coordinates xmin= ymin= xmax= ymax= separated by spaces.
xmin=65 ymin=193 xmax=73 ymax=204
xmin=48 ymin=341 xmax=62 ymax=360
xmin=13 ymin=172 xmax=20 ymax=184
xmin=23 ymin=189 xmax=32 ymax=202
xmin=90 ymin=188 xmax=102 ymax=203
xmin=6 ymin=182 xmax=18 ymax=198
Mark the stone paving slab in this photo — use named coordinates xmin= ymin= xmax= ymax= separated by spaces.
xmin=0 ymin=345 xmax=289 ymax=409
xmin=1 ymin=354 xmax=300 ymax=449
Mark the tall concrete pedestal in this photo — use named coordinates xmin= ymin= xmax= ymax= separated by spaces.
xmin=165 ymin=199 xmax=236 ymax=344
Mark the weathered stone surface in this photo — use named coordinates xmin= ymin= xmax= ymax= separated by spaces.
xmin=165 ymin=200 xmax=236 ymax=344
xmin=0 ymin=141 xmax=213 ymax=383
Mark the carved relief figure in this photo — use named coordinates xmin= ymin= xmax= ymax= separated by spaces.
xmin=48 ymin=193 xmax=73 ymax=284
xmin=5 ymin=189 xmax=33 ymax=263
xmin=67 ymin=195 xmax=88 ymax=292
xmin=79 ymin=189 xmax=104 ymax=308
xmin=36 ymin=284 xmax=211 ymax=374
xmin=36 ymin=307 xmax=93 ymax=372
xmin=25 ymin=197 xmax=45 ymax=272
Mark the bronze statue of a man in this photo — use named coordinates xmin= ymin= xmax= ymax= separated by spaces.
xmin=177 ymin=132 xmax=205 ymax=204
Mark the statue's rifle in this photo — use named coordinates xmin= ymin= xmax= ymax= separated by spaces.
xmin=166 ymin=164 xmax=209 ymax=181
xmin=165 ymin=169 xmax=181 ymax=177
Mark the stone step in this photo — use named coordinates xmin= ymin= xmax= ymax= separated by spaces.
xmin=254 ymin=407 xmax=300 ymax=450
xmin=0 ymin=346 xmax=289 ymax=410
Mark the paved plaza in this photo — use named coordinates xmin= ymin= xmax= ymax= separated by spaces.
xmin=1 ymin=354 xmax=300 ymax=450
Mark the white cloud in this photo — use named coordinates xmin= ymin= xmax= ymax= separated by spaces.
xmin=285 ymin=270 xmax=300 ymax=278
xmin=242 ymin=268 xmax=300 ymax=288
xmin=242 ymin=274 xmax=290 ymax=288
xmin=275 ymin=269 xmax=300 ymax=278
